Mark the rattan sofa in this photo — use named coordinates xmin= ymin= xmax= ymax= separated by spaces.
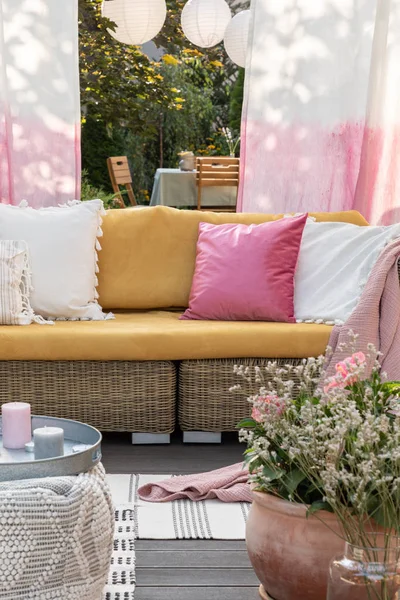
xmin=0 ymin=206 xmax=369 ymax=443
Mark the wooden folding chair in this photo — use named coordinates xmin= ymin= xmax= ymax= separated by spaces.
xmin=107 ymin=156 xmax=137 ymax=207
xmin=196 ymin=157 xmax=240 ymax=212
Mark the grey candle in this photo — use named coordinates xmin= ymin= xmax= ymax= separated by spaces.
xmin=33 ymin=426 xmax=64 ymax=460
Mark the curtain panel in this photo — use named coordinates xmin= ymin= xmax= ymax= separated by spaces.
xmin=0 ymin=0 xmax=80 ymax=207
xmin=238 ymin=0 xmax=400 ymax=225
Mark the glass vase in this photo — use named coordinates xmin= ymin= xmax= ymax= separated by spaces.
xmin=327 ymin=534 xmax=400 ymax=600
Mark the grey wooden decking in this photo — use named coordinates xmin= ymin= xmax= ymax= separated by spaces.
xmin=102 ymin=432 xmax=260 ymax=600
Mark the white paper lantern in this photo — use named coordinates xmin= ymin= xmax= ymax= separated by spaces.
xmin=181 ymin=0 xmax=232 ymax=49
xmin=224 ymin=10 xmax=251 ymax=68
xmin=102 ymin=0 xmax=167 ymax=45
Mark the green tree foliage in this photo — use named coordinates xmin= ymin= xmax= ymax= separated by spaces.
xmin=79 ymin=0 xmax=244 ymax=203
xmin=81 ymin=116 xmax=124 ymax=191
xmin=159 ymin=60 xmax=215 ymax=167
xmin=79 ymin=0 xmax=181 ymax=130
xmin=229 ymin=68 xmax=245 ymax=134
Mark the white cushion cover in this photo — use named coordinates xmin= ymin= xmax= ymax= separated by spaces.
xmin=0 ymin=200 xmax=107 ymax=320
xmin=295 ymin=221 xmax=400 ymax=325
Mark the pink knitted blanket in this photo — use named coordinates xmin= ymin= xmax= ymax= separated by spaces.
xmin=138 ymin=463 xmax=252 ymax=503
xmin=325 ymin=239 xmax=400 ymax=379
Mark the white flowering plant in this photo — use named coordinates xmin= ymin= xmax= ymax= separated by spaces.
xmin=221 ymin=127 xmax=240 ymax=157
xmin=237 ymin=334 xmax=400 ymax=543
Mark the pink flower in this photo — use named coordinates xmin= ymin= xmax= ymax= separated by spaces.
xmin=336 ymin=360 xmax=350 ymax=377
xmin=324 ymin=380 xmax=339 ymax=393
xmin=324 ymin=352 xmax=367 ymax=393
xmin=274 ymin=399 xmax=286 ymax=416
xmin=335 ymin=361 xmax=358 ymax=386
xmin=252 ymin=407 xmax=263 ymax=422
xmin=351 ymin=352 xmax=366 ymax=364
xmin=252 ymin=395 xmax=286 ymax=422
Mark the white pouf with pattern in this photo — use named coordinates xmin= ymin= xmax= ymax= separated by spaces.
xmin=0 ymin=464 xmax=114 ymax=600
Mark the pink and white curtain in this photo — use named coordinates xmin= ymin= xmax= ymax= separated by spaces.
xmin=238 ymin=0 xmax=400 ymax=225
xmin=0 ymin=0 xmax=80 ymax=207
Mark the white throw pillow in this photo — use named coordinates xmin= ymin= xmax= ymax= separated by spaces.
xmin=295 ymin=221 xmax=400 ymax=325
xmin=0 ymin=240 xmax=36 ymax=325
xmin=0 ymin=200 xmax=108 ymax=320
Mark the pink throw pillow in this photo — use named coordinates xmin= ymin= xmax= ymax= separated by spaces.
xmin=181 ymin=214 xmax=308 ymax=322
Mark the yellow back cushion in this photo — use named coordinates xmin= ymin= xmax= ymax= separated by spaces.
xmin=98 ymin=206 xmax=369 ymax=310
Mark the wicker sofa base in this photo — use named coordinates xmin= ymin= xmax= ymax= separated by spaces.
xmin=179 ymin=358 xmax=304 ymax=432
xmin=0 ymin=361 xmax=176 ymax=434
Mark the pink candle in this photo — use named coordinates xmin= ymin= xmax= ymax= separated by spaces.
xmin=1 ymin=402 xmax=32 ymax=449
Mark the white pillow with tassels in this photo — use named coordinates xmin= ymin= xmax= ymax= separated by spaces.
xmin=0 ymin=240 xmax=49 ymax=325
xmin=0 ymin=200 xmax=112 ymax=321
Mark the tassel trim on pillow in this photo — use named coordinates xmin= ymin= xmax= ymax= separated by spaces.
xmin=10 ymin=243 xmax=54 ymax=326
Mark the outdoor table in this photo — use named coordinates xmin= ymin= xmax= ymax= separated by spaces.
xmin=150 ymin=168 xmax=237 ymax=208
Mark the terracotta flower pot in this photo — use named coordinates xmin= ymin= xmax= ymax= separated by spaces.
xmin=246 ymin=491 xmax=344 ymax=600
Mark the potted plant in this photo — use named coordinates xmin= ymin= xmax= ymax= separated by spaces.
xmin=237 ymin=335 xmax=400 ymax=600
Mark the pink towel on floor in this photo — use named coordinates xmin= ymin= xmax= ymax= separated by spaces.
xmin=138 ymin=463 xmax=252 ymax=503
xmin=326 ymin=239 xmax=400 ymax=379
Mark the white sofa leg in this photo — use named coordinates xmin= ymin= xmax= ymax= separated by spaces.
xmin=183 ymin=431 xmax=222 ymax=444
xmin=131 ymin=433 xmax=171 ymax=445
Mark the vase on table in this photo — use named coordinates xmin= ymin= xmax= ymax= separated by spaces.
xmin=178 ymin=151 xmax=195 ymax=171
xmin=327 ymin=534 xmax=400 ymax=600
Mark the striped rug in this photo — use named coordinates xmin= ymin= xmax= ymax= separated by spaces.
xmin=107 ymin=474 xmax=250 ymax=540
xmin=103 ymin=506 xmax=136 ymax=600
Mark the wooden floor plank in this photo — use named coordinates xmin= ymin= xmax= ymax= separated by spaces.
xmin=137 ymin=540 xmax=247 ymax=551
xmin=136 ymin=567 xmax=258 ymax=587
xmin=135 ymin=586 xmax=261 ymax=600
xmin=101 ymin=432 xmax=244 ymax=475
xmin=137 ymin=550 xmax=252 ymax=568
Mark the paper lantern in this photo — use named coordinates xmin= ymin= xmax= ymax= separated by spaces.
xmin=224 ymin=10 xmax=251 ymax=68
xmin=181 ymin=0 xmax=232 ymax=49
xmin=102 ymin=0 xmax=167 ymax=45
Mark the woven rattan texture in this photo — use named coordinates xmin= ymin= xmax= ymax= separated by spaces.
xmin=0 ymin=361 xmax=176 ymax=433
xmin=179 ymin=358 xmax=305 ymax=432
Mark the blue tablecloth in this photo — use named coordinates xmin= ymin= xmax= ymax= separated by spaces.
xmin=150 ymin=168 xmax=237 ymax=208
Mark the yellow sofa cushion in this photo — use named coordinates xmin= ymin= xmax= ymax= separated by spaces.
xmin=0 ymin=311 xmax=332 ymax=361
xmin=98 ymin=206 xmax=369 ymax=310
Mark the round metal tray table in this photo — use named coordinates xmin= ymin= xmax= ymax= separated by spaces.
xmin=0 ymin=415 xmax=102 ymax=481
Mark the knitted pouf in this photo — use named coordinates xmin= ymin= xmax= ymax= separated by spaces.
xmin=0 ymin=464 xmax=114 ymax=600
